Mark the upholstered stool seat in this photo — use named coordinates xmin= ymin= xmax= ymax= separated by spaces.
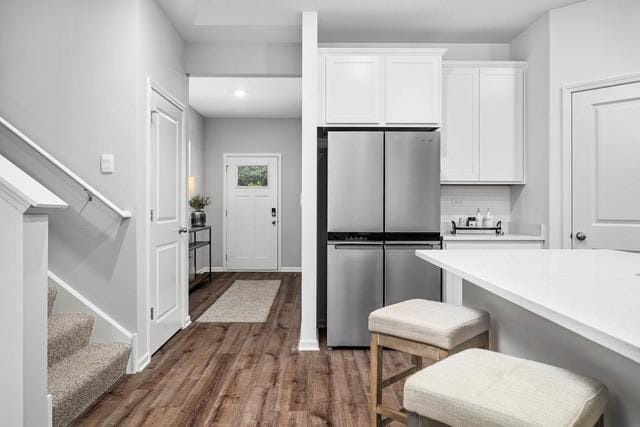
xmin=404 ymin=348 xmax=608 ymax=427
xmin=368 ymin=300 xmax=490 ymax=426
xmin=369 ymin=299 xmax=490 ymax=350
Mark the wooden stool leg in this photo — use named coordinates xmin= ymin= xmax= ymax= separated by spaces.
xmin=412 ymin=354 xmax=423 ymax=370
xmin=370 ymin=333 xmax=383 ymax=426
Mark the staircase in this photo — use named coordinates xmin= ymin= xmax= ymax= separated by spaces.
xmin=47 ymin=286 xmax=130 ymax=426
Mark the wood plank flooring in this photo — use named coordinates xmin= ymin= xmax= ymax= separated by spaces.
xmin=74 ymin=272 xmax=412 ymax=426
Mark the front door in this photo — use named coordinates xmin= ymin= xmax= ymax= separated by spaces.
xmin=572 ymin=81 xmax=640 ymax=250
xmin=149 ymin=88 xmax=186 ymax=354
xmin=225 ymin=155 xmax=279 ymax=270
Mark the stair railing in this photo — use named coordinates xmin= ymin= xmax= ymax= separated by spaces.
xmin=0 ymin=115 xmax=132 ymax=219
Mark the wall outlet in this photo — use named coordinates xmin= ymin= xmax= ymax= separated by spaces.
xmin=100 ymin=154 xmax=114 ymax=174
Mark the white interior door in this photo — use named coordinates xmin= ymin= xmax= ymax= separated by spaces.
xmin=225 ymin=155 xmax=279 ymax=270
xmin=572 ymin=81 xmax=640 ymax=250
xmin=149 ymin=88 xmax=186 ymax=354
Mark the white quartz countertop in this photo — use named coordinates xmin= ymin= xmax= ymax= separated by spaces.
xmin=415 ymin=249 xmax=640 ymax=363
xmin=443 ymin=234 xmax=544 ymax=241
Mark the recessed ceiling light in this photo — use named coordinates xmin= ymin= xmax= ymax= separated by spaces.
xmin=234 ymin=89 xmax=247 ymax=98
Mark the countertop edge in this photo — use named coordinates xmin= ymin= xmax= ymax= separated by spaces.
xmin=415 ymin=250 xmax=640 ymax=364
xmin=442 ymin=234 xmax=544 ymax=241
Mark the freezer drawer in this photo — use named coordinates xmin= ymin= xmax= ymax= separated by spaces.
xmin=384 ymin=245 xmax=441 ymax=306
xmin=328 ymin=132 xmax=384 ymax=232
xmin=385 ymin=132 xmax=441 ymax=232
xmin=327 ymin=243 xmax=384 ymax=347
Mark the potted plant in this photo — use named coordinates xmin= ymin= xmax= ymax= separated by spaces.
xmin=189 ymin=194 xmax=210 ymax=227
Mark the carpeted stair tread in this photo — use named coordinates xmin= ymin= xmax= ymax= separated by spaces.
xmin=48 ymin=286 xmax=57 ymax=317
xmin=49 ymin=342 xmax=129 ymax=427
xmin=48 ymin=313 xmax=94 ymax=367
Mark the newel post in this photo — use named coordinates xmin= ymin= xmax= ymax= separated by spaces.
xmin=0 ymin=154 xmax=67 ymax=426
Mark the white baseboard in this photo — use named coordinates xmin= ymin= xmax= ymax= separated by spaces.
xmin=279 ymin=266 xmax=302 ymax=272
xmin=298 ymin=338 xmax=320 ymax=351
xmin=196 ymin=267 xmax=225 ymax=274
xmin=47 ymin=393 xmax=52 ymax=427
xmin=197 ymin=266 xmax=301 ymax=273
xmin=136 ymin=352 xmax=151 ymax=372
xmin=48 ymin=271 xmax=136 ymax=373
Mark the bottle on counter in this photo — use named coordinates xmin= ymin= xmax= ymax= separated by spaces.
xmin=475 ymin=208 xmax=483 ymax=228
xmin=483 ymin=208 xmax=494 ymax=227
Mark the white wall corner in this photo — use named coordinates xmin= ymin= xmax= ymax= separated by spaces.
xmin=300 ymin=11 xmax=319 ymax=352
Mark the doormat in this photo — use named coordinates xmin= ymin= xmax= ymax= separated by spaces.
xmin=196 ymin=280 xmax=280 ymax=323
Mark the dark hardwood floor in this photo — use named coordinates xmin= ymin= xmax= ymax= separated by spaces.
xmin=74 ymin=272 xmax=411 ymax=426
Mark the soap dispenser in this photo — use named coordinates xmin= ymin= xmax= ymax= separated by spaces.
xmin=483 ymin=208 xmax=494 ymax=227
xmin=475 ymin=208 xmax=483 ymax=228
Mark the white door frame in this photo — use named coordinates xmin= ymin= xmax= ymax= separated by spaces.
xmin=561 ymin=72 xmax=640 ymax=249
xmin=143 ymin=79 xmax=189 ymax=368
xmin=223 ymin=153 xmax=282 ymax=271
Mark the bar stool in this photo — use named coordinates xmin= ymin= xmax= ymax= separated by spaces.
xmin=404 ymin=349 xmax=608 ymax=427
xmin=368 ymin=299 xmax=490 ymax=426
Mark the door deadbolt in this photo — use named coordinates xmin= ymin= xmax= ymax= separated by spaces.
xmin=271 ymin=207 xmax=276 ymax=217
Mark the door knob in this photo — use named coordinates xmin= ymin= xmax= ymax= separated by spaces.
xmin=575 ymin=232 xmax=587 ymax=241
xmin=272 ymin=220 xmax=276 ymax=226
xmin=178 ymin=227 xmax=189 ymax=234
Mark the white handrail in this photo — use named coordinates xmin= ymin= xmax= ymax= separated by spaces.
xmin=0 ymin=116 xmax=132 ymax=219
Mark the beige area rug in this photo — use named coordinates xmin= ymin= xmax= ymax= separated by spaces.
xmin=196 ymin=280 xmax=281 ymax=323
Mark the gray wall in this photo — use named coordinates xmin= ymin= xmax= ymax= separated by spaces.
xmin=203 ymin=118 xmax=302 ymax=269
xmin=509 ymin=13 xmax=550 ymax=245
xmin=0 ymin=0 xmax=139 ymax=332
xmin=0 ymin=0 xmax=187 ymax=360
xmin=547 ymin=0 xmax=640 ymax=248
xmin=186 ymin=42 xmax=302 ymax=76
xmin=188 ymin=107 xmax=206 ymax=273
xmin=188 ymin=107 xmax=206 ymax=195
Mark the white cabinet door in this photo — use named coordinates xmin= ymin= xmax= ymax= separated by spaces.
xmin=479 ymin=68 xmax=524 ymax=182
xmin=385 ymin=55 xmax=441 ymax=124
xmin=441 ymin=67 xmax=479 ymax=181
xmin=324 ymin=55 xmax=381 ymax=124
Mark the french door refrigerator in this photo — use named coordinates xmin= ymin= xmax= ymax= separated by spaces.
xmin=327 ymin=130 xmax=442 ymax=347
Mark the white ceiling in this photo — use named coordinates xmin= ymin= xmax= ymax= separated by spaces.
xmin=156 ymin=0 xmax=583 ymax=43
xmin=189 ymin=77 xmax=302 ymax=118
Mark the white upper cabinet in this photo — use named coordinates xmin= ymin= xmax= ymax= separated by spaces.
xmin=441 ymin=62 xmax=525 ymax=184
xmin=385 ymin=55 xmax=441 ymax=125
xmin=478 ymin=67 xmax=524 ymax=182
xmin=320 ymin=48 xmax=446 ymax=126
xmin=325 ymin=55 xmax=382 ymax=124
xmin=441 ymin=67 xmax=479 ymax=181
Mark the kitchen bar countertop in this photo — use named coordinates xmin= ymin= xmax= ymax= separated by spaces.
xmin=415 ymin=249 xmax=640 ymax=363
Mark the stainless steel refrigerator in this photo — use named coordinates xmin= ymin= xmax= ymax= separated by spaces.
xmin=326 ymin=130 xmax=441 ymax=347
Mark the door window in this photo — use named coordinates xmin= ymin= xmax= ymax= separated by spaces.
xmin=237 ymin=165 xmax=269 ymax=188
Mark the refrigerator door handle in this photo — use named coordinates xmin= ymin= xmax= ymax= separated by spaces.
xmin=384 ymin=243 xmax=440 ymax=249
xmin=333 ymin=243 xmax=384 ymax=249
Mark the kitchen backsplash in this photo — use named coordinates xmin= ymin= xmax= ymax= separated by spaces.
xmin=441 ymin=186 xmax=511 ymax=232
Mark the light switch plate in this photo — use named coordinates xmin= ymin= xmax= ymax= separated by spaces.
xmin=100 ymin=154 xmax=114 ymax=174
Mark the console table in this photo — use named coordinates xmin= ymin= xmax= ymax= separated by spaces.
xmin=188 ymin=225 xmax=212 ymax=291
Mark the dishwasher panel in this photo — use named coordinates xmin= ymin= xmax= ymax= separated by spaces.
xmin=327 ymin=243 xmax=384 ymax=347
xmin=384 ymin=245 xmax=441 ymax=306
